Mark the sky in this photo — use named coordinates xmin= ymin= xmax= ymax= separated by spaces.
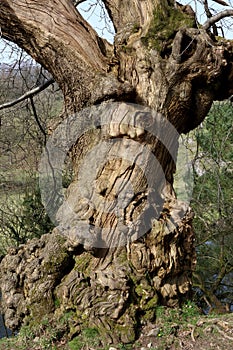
xmin=0 ymin=0 xmax=233 ymax=65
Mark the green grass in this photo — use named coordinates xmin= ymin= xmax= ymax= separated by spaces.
xmin=68 ymin=327 xmax=101 ymax=350
xmin=155 ymin=301 xmax=200 ymax=337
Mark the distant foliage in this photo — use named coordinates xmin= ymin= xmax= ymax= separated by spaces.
xmin=0 ymin=61 xmax=62 ymax=255
xmin=192 ymin=101 xmax=233 ymax=312
xmin=21 ymin=184 xmax=54 ymax=237
xmin=0 ymin=182 xmax=54 ymax=255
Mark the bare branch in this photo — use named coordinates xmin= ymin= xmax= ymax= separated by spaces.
xmin=203 ymin=0 xmax=218 ymax=36
xmin=29 ymin=96 xmax=47 ymax=144
xmin=73 ymin=0 xmax=86 ymax=5
xmin=0 ymin=78 xmax=55 ymax=111
xmin=212 ymin=0 xmax=229 ymax=6
xmin=203 ymin=9 xmax=233 ymax=30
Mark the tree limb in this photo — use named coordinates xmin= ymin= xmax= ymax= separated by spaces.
xmin=0 ymin=0 xmax=110 ymax=111
xmin=0 ymin=0 xmax=107 ymax=71
xmin=0 ymin=78 xmax=55 ymax=111
xmin=203 ymin=9 xmax=233 ymax=30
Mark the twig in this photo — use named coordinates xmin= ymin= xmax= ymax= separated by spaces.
xmin=188 ymin=324 xmax=196 ymax=342
xmin=213 ymin=325 xmax=233 ymax=340
xmin=203 ymin=0 xmax=218 ymax=36
xmin=29 ymin=96 xmax=47 ymax=144
xmin=203 ymin=9 xmax=233 ymax=30
xmin=0 ymin=78 xmax=55 ymax=111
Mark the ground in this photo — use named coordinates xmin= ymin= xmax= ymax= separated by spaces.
xmin=136 ymin=312 xmax=233 ymax=350
xmin=0 ymin=303 xmax=232 ymax=350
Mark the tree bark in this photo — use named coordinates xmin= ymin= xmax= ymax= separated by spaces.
xmin=1 ymin=0 xmax=233 ymax=345
xmin=0 ymin=0 xmax=112 ymax=110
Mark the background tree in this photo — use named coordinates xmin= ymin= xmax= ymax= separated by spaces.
xmin=0 ymin=59 xmax=62 ymax=252
xmin=0 ymin=0 xmax=233 ymax=345
xmin=191 ymin=101 xmax=233 ymax=313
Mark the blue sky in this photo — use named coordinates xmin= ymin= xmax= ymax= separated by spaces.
xmin=78 ymin=1 xmax=114 ymax=42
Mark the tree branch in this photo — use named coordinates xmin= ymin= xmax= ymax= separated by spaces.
xmin=203 ymin=9 xmax=233 ymax=30
xmin=0 ymin=78 xmax=55 ymax=111
xmin=0 ymin=0 xmax=110 ymax=110
xmin=29 ymin=96 xmax=47 ymax=144
xmin=203 ymin=0 xmax=218 ymax=36
xmin=0 ymin=0 xmax=107 ymax=71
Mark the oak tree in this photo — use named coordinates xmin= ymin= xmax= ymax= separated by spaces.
xmin=0 ymin=0 xmax=233 ymax=344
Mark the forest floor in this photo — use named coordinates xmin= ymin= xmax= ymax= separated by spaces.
xmin=135 ymin=312 xmax=233 ymax=350
xmin=0 ymin=306 xmax=232 ymax=350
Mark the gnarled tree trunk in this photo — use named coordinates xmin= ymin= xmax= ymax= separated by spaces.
xmin=0 ymin=0 xmax=233 ymax=344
